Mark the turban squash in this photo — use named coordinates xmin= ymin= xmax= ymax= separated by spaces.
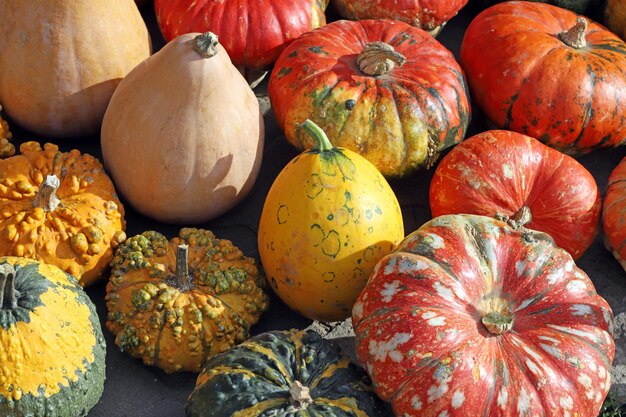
xmin=186 ymin=329 xmax=390 ymax=416
xmin=0 ymin=257 xmax=106 ymax=417
xmin=105 ymin=228 xmax=269 ymax=373
xmin=460 ymin=2 xmax=626 ymax=154
xmin=353 ymin=214 xmax=615 ymax=416
xmin=0 ymin=142 xmax=126 ymax=287
xmin=269 ymin=19 xmax=470 ymax=177
xmin=154 ymin=0 xmax=328 ymax=69
xmin=430 ymin=130 xmax=600 ymax=259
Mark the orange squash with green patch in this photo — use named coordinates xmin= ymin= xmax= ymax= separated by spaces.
xmin=0 ymin=257 xmax=106 ymax=417
xmin=258 ymin=120 xmax=404 ymax=322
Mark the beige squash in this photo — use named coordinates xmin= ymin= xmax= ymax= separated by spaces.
xmin=0 ymin=0 xmax=151 ymax=138
xmin=101 ymin=33 xmax=264 ymax=224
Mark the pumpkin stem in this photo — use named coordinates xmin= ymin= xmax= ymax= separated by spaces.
xmin=559 ymin=17 xmax=588 ymax=49
xmin=193 ymin=32 xmax=219 ymax=58
xmin=289 ymin=380 xmax=314 ymax=410
xmin=0 ymin=263 xmax=18 ymax=310
xmin=482 ymin=311 xmax=513 ymax=335
xmin=495 ymin=206 xmax=532 ymax=230
xmin=172 ymin=244 xmax=194 ymax=292
xmin=301 ymin=119 xmax=334 ymax=153
xmin=33 ymin=174 xmax=60 ymax=212
xmin=357 ymin=42 xmax=406 ymax=76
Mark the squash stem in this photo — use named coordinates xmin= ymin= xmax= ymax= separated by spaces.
xmin=174 ymin=244 xmax=194 ymax=292
xmin=559 ymin=17 xmax=588 ymax=49
xmin=193 ymin=32 xmax=219 ymax=58
xmin=0 ymin=263 xmax=18 ymax=310
xmin=289 ymin=380 xmax=314 ymax=410
xmin=357 ymin=41 xmax=406 ymax=76
xmin=33 ymin=174 xmax=60 ymax=212
xmin=301 ymin=119 xmax=334 ymax=152
xmin=482 ymin=311 xmax=513 ymax=335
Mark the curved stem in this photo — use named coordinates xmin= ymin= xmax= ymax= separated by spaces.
xmin=193 ymin=32 xmax=219 ymax=58
xmin=33 ymin=174 xmax=60 ymax=212
xmin=0 ymin=263 xmax=18 ymax=310
xmin=496 ymin=206 xmax=532 ymax=231
xmin=482 ymin=311 xmax=514 ymax=335
xmin=357 ymin=42 xmax=406 ymax=76
xmin=173 ymin=244 xmax=193 ymax=292
xmin=301 ymin=119 xmax=334 ymax=152
xmin=559 ymin=18 xmax=588 ymax=49
xmin=289 ymin=380 xmax=313 ymax=410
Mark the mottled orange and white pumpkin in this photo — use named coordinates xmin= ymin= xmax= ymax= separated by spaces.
xmin=353 ymin=214 xmax=615 ymax=417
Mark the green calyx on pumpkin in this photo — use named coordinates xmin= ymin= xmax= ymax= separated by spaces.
xmin=193 ymin=32 xmax=219 ymax=58
xmin=32 ymin=174 xmax=60 ymax=212
xmin=0 ymin=263 xmax=18 ymax=310
xmin=357 ymin=41 xmax=406 ymax=76
xmin=559 ymin=17 xmax=588 ymax=49
xmin=482 ymin=311 xmax=514 ymax=335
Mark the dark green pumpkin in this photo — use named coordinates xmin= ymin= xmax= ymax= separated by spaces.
xmin=0 ymin=257 xmax=105 ymax=417
xmin=186 ymin=329 xmax=390 ymax=417
xmin=481 ymin=0 xmax=600 ymax=14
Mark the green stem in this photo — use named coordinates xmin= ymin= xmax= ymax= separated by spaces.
xmin=482 ymin=311 xmax=514 ymax=335
xmin=193 ymin=32 xmax=219 ymax=58
xmin=174 ymin=244 xmax=193 ymax=292
xmin=0 ymin=263 xmax=18 ymax=310
xmin=301 ymin=119 xmax=334 ymax=152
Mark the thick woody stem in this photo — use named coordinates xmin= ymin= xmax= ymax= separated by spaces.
xmin=33 ymin=174 xmax=60 ymax=212
xmin=0 ymin=263 xmax=18 ymax=310
xmin=357 ymin=42 xmax=406 ymax=76
xmin=174 ymin=244 xmax=193 ymax=292
xmin=559 ymin=18 xmax=588 ymax=49
xmin=289 ymin=380 xmax=314 ymax=409
xmin=193 ymin=32 xmax=219 ymax=58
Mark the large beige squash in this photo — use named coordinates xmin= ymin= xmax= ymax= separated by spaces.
xmin=101 ymin=33 xmax=264 ymax=224
xmin=0 ymin=0 xmax=151 ymax=138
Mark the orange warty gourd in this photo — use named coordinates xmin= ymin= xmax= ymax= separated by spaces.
xmin=258 ymin=120 xmax=404 ymax=322
xmin=105 ymin=228 xmax=270 ymax=373
xmin=0 ymin=0 xmax=151 ymax=138
xmin=101 ymin=32 xmax=264 ymax=224
xmin=0 ymin=142 xmax=126 ymax=287
xmin=0 ymin=105 xmax=14 ymax=158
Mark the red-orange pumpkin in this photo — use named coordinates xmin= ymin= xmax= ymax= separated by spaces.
xmin=430 ymin=130 xmax=600 ymax=259
xmin=154 ymin=0 xmax=328 ymax=69
xmin=332 ymin=0 xmax=469 ymax=35
xmin=460 ymin=2 xmax=626 ymax=154
xmin=269 ymin=19 xmax=471 ymax=177
xmin=353 ymin=214 xmax=615 ymax=416
xmin=603 ymin=157 xmax=626 ymax=271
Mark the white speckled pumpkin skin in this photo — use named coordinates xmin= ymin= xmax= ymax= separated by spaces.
xmin=353 ymin=214 xmax=615 ymax=417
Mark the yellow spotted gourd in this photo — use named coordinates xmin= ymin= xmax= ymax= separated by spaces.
xmin=258 ymin=120 xmax=404 ymax=322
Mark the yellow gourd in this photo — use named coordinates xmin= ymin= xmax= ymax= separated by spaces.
xmin=258 ymin=120 xmax=404 ymax=322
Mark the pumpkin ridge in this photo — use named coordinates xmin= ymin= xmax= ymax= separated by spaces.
xmin=334 ymin=81 xmax=370 ymax=147
xmin=564 ymin=64 xmax=596 ymax=151
xmin=387 ymin=83 xmax=411 ymax=170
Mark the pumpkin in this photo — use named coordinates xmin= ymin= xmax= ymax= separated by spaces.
xmin=460 ymin=2 xmax=626 ymax=154
xmin=154 ymin=0 xmax=327 ymax=70
xmin=101 ymin=32 xmax=264 ymax=224
xmin=105 ymin=228 xmax=270 ymax=373
xmin=258 ymin=120 xmax=404 ymax=322
xmin=186 ymin=329 xmax=390 ymax=417
xmin=0 ymin=0 xmax=151 ymax=138
xmin=430 ymin=130 xmax=600 ymax=260
xmin=353 ymin=214 xmax=615 ymax=416
xmin=0 ymin=142 xmax=126 ymax=287
xmin=269 ymin=19 xmax=471 ymax=177
xmin=480 ymin=0 xmax=600 ymax=14
xmin=0 ymin=105 xmax=14 ymax=159
xmin=332 ymin=0 xmax=469 ymax=36
xmin=602 ymin=156 xmax=626 ymax=271
xmin=606 ymin=0 xmax=626 ymax=40
xmin=0 ymin=257 xmax=106 ymax=417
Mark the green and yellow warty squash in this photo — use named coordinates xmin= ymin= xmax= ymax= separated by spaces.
xmin=258 ymin=120 xmax=404 ymax=322
xmin=186 ymin=329 xmax=390 ymax=417
xmin=105 ymin=228 xmax=269 ymax=373
xmin=0 ymin=257 xmax=106 ymax=417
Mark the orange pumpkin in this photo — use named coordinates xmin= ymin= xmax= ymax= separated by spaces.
xmin=0 ymin=105 xmax=14 ymax=158
xmin=0 ymin=142 xmax=126 ymax=286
